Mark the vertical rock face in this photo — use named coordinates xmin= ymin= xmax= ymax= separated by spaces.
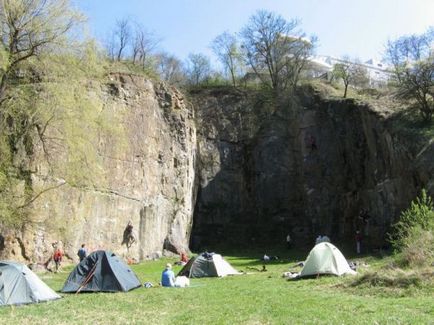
xmin=1 ymin=82 xmax=432 ymax=261
xmin=1 ymin=74 xmax=197 ymax=263
xmin=191 ymin=87 xmax=431 ymax=249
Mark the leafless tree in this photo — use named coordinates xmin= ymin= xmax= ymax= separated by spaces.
xmin=109 ymin=18 xmax=131 ymax=61
xmin=186 ymin=53 xmax=211 ymax=86
xmin=240 ymin=10 xmax=315 ymax=91
xmin=211 ymin=31 xmax=244 ymax=87
xmin=132 ymin=23 xmax=160 ymax=68
xmin=155 ymin=52 xmax=185 ymax=85
xmin=105 ymin=32 xmax=117 ymax=61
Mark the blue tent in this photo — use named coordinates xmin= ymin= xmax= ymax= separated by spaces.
xmin=62 ymin=250 xmax=141 ymax=293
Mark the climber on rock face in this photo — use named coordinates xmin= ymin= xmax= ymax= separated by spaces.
xmin=309 ymin=135 xmax=317 ymax=151
xmin=122 ymin=221 xmax=136 ymax=248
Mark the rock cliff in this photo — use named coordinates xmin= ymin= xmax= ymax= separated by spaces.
xmin=191 ymin=86 xmax=433 ymax=249
xmin=1 ymin=74 xmax=197 ymax=263
xmin=1 ymin=80 xmax=432 ymax=262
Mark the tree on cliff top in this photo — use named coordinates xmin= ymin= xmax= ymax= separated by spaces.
xmin=385 ymin=28 xmax=434 ymax=122
xmin=211 ymin=31 xmax=244 ymax=87
xmin=332 ymin=58 xmax=369 ymax=98
xmin=186 ymin=53 xmax=212 ymax=86
xmin=155 ymin=51 xmax=185 ymax=86
xmin=240 ymin=10 xmax=315 ymax=91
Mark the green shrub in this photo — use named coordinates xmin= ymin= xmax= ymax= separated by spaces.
xmin=400 ymin=225 xmax=434 ymax=266
xmin=390 ymin=189 xmax=434 ymax=267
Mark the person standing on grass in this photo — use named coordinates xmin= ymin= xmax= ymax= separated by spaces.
xmin=355 ymin=230 xmax=363 ymax=254
xmin=286 ymin=233 xmax=292 ymax=249
xmin=161 ymin=263 xmax=175 ymax=287
xmin=53 ymin=246 xmax=63 ymax=272
xmin=77 ymin=244 xmax=87 ymax=262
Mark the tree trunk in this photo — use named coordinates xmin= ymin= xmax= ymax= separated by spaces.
xmin=343 ymin=84 xmax=348 ymax=98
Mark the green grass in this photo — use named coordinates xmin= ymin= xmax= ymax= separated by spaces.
xmin=0 ymin=251 xmax=433 ymax=324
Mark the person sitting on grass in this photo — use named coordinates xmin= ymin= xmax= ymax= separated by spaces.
xmin=180 ymin=252 xmax=189 ymax=264
xmin=175 ymin=252 xmax=189 ymax=266
xmin=161 ymin=263 xmax=175 ymax=287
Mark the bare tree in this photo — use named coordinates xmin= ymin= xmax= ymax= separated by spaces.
xmin=112 ymin=18 xmax=131 ymax=61
xmin=240 ymin=10 xmax=315 ymax=91
xmin=333 ymin=58 xmax=369 ymax=98
xmin=132 ymin=23 xmax=160 ymax=68
xmin=105 ymin=32 xmax=117 ymax=61
xmin=186 ymin=53 xmax=211 ymax=86
xmin=385 ymin=28 xmax=434 ymax=121
xmin=155 ymin=52 xmax=185 ymax=85
xmin=211 ymin=31 xmax=243 ymax=87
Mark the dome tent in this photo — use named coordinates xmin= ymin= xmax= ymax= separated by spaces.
xmin=0 ymin=261 xmax=60 ymax=306
xmin=178 ymin=252 xmax=241 ymax=278
xmin=299 ymin=242 xmax=356 ymax=277
xmin=62 ymin=250 xmax=141 ymax=293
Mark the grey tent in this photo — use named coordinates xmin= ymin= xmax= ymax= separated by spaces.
xmin=0 ymin=261 xmax=61 ymax=306
xmin=61 ymin=250 xmax=141 ymax=293
xmin=178 ymin=252 xmax=241 ymax=278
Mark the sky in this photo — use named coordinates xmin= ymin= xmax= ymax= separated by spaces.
xmin=73 ymin=0 xmax=434 ymax=66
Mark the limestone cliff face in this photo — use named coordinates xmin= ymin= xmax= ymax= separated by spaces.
xmin=1 ymin=81 xmax=432 ymax=262
xmin=191 ymin=87 xmax=432 ymax=249
xmin=1 ymin=74 xmax=197 ymax=263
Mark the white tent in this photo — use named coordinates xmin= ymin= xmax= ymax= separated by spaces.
xmin=211 ymin=254 xmax=241 ymax=277
xmin=0 ymin=261 xmax=61 ymax=305
xmin=299 ymin=242 xmax=356 ymax=277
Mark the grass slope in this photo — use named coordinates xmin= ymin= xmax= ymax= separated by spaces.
xmin=0 ymin=250 xmax=432 ymax=325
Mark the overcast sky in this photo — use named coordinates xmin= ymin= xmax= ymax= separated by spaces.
xmin=74 ymin=0 xmax=434 ymax=66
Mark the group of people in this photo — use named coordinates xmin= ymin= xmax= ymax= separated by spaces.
xmin=45 ymin=243 xmax=88 ymax=273
xmin=47 ymin=220 xmax=134 ymax=272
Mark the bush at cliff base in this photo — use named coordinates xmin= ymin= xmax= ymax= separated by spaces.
xmin=390 ymin=189 xmax=434 ymax=267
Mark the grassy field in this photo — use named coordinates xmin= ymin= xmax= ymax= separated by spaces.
xmin=0 ymin=249 xmax=433 ymax=325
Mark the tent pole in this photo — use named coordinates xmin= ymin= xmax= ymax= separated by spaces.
xmin=76 ymin=263 xmax=97 ymax=294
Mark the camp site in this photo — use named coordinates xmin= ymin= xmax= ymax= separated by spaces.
xmin=0 ymin=0 xmax=433 ymax=324
xmin=0 ymin=242 xmax=433 ymax=324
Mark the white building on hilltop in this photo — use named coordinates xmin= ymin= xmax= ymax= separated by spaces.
xmin=308 ymin=55 xmax=392 ymax=87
